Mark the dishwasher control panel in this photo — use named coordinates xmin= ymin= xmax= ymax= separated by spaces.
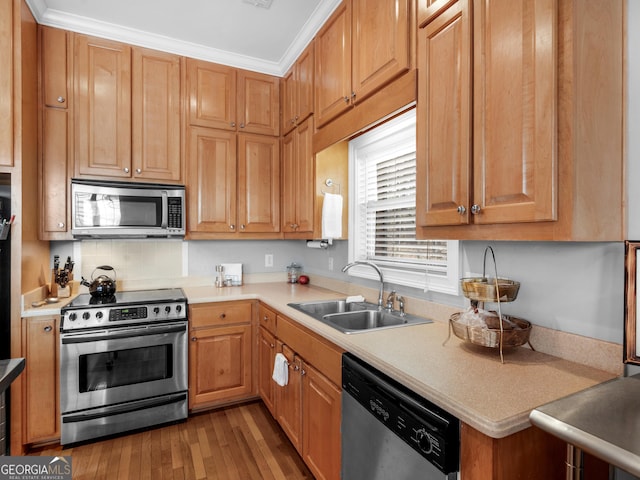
xmin=342 ymin=354 xmax=459 ymax=475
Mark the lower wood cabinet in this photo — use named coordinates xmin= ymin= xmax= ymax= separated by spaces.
xmin=257 ymin=326 xmax=276 ymax=416
xmin=188 ymin=302 xmax=254 ymax=410
xmin=275 ymin=341 xmax=302 ymax=453
xmin=22 ymin=316 xmax=59 ymax=444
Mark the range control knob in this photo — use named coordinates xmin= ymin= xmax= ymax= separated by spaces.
xmin=69 ymin=313 xmax=77 ymax=321
xmin=165 ymin=306 xmax=171 ymax=313
xmin=416 ymin=429 xmax=433 ymax=455
xmin=82 ymin=312 xmax=91 ymax=321
xmin=96 ymin=311 xmax=103 ymax=320
xmin=153 ymin=307 xmax=160 ymax=315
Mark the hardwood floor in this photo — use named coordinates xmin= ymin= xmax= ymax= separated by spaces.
xmin=29 ymin=401 xmax=314 ymax=480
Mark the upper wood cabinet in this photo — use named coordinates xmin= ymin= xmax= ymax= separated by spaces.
xmin=282 ymin=117 xmax=314 ymax=237
xmin=73 ymin=34 xmax=182 ymax=182
xmin=315 ymin=0 xmax=413 ymax=128
xmin=39 ymin=26 xmax=73 ymax=240
xmin=187 ymin=127 xmax=280 ymax=237
xmin=187 ymin=59 xmax=280 ymax=136
xmin=416 ymin=0 xmax=624 ymax=241
xmin=132 ymin=47 xmax=182 ymax=182
xmin=282 ymin=41 xmax=314 ymax=135
xmin=0 ymin=0 xmax=13 ymax=167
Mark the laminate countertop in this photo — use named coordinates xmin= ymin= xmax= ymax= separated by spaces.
xmin=182 ymin=283 xmax=617 ymax=439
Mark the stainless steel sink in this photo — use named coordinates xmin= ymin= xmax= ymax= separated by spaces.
xmin=287 ymin=299 xmax=433 ymax=334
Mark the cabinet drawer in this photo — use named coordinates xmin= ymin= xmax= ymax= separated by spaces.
xmin=189 ymin=301 xmax=252 ymax=328
xmin=258 ymin=303 xmax=277 ymax=334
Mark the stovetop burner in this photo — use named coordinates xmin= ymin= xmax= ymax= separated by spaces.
xmin=61 ymin=288 xmax=188 ymax=331
xmin=65 ymin=288 xmax=186 ymax=309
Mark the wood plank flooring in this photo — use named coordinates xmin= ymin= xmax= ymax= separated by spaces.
xmin=29 ymin=401 xmax=314 ymax=480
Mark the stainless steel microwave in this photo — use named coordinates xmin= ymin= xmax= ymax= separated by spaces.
xmin=71 ymin=179 xmax=186 ymax=238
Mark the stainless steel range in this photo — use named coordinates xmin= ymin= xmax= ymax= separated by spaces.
xmin=60 ymin=288 xmax=188 ymax=446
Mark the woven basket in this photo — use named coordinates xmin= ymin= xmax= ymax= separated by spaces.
xmin=449 ymin=312 xmax=532 ymax=349
xmin=460 ymin=277 xmax=520 ymax=303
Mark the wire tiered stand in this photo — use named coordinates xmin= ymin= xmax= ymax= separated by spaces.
xmin=446 ymin=246 xmax=534 ymax=363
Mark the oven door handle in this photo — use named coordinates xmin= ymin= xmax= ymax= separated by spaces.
xmin=61 ymin=323 xmax=186 ymax=344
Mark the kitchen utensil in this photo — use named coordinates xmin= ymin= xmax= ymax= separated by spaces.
xmin=81 ymin=265 xmax=117 ymax=297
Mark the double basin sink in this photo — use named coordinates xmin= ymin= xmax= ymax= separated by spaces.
xmin=287 ymin=299 xmax=432 ymax=334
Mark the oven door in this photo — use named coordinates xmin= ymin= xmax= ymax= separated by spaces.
xmin=60 ymin=321 xmax=187 ymax=414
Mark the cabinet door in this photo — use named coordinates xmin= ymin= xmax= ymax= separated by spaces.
xmin=41 ymin=26 xmax=69 ymax=109
xmin=187 ymin=59 xmax=236 ymax=130
xmin=314 ymin=0 xmax=352 ymax=127
xmin=23 ymin=317 xmax=59 ymax=443
xmin=282 ymin=67 xmax=296 ymax=135
xmin=0 ymin=0 xmax=12 ymax=167
xmin=276 ymin=342 xmax=302 ymax=453
xmin=187 ymin=126 xmax=237 ymax=233
xmin=351 ymin=0 xmax=411 ymax=103
xmin=472 ymin=0 xmax=556 ymax=224
xmin=237 ymin=133 xmax=280 ymax=233
xmin=41 ymin=108 xmax=70 ymax=237
xmin=189 ymin=323 xmax=253 ymax=408
xmin=257 ymin=327 xmax=276 ymax=416
xmin=132 ymin=47 xmax=182 ymax=182
xmin=296 ymin=41 xmax=315 ymax=125
xmin=302 ymin=361 xmax=341 ymax=480
xmin=416 ymin=0 xmax=472 ymax=226
xmin=237 ymin=70 xmax=280 ymax=136
xmin=282 ymin=117 xmax=314 ymax=236
xmin=74 ymin=34 xmax=132 ymax=178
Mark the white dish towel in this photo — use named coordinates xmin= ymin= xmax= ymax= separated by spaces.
xmin=322 ymin=193 xmax=343 ymax=239
xmin=272 ymin=352 xmax=289 ymax=387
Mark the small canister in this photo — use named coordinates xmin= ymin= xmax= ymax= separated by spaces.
xmin=286 ymin=263 xmax=302 ymax=284
xmin=215 ymin=265 xmax=225 ymax=288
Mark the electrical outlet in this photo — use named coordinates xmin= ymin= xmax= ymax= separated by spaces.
xmin=328 ymin=257 xmax=334 ymax=271
xmin=265 ymin=254 xmax=273 ymax=268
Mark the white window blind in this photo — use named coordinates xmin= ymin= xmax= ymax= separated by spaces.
xmin=349 ymin=109 xmax=458 ymax=293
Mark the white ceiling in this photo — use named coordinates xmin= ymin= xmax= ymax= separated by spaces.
xmin=25 ymin=0 xmax=342 ymax=76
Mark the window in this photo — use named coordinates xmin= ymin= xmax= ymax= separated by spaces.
xmin=348 ymin=109 xmax=459 ymax=294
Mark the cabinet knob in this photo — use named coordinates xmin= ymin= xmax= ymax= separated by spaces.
xmin=301 ymin=368 xmax=306 ymax=376
xmin=240 ymin=123 xmax=245 ymax=129
xmin=230 ymin=224 xmax=235 ymax=230
xmin=471 ymin=204 xmax=481 ymax=215
xmin=262 ymin=315 xmax=269 ymax=322
xmin=191 ymin=337 xmax=197 ymax=342
xmin=457 ymin=205 xmax=466 ymax=215
xmin=270 ymin=343 xmax=275 ymax=348
xmin=231 ymin=122 xmax=236 ymax=128
xmin=136 ymin=168 xmax=142 ymax=174
xmin=294 ymin=364 xmax=300 ymax=371
xmin=44 ymin=325 xmax=52 ymax=332
xmin=219 ymin=313 xmax=226 ymax=319
xmin=57 ymin=222 xmax=65 ymax=228
xmin=344 ymin=96 xmax=350 ymax=104
xmin=240 ymin=224 xmax=245 ymax=230
xmin=57 ymin=96 xmax=65 ymax=104
xmin=351 ymin=91 xmax=356 ymax=100
xmin=123 ymin=167 xmax=130 ymax=174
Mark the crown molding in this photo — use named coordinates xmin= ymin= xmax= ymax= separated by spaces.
xmin=24 ymin=0 xmax=342 ymax=76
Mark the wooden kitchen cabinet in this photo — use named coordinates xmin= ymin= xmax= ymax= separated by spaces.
xmin=257 ymin=326 xmax=277 ymax=416
xmin=187 ymin=59 xmax=279 ymax=136
xmin=39 ymin=26 xmax=73 ymax=240
xmin=0 ymin=0 xmax=13 ymax=167
xmin=275 ymin=341 xmax=303 ymax=453
xmin=282 ymin=41 xmax=314 ymax=135
xmin=416 ymin=0 xmax=624 ymax=241
xmin=132 ymin=47 xmax=182 ymax=182
xmin=282 ymin=116 xmax=314 ymax=237
xmin=22 ymin=316 xmax=59 ymax=444
xmin=315 ymin=0 xmax=413 ymax=128
xmin=187 ymin=127 xmax=280 ymax=237
xmin=74 ymin=34 xmax=182 ymax=182
xmin=188 ymin=302 xmax=254 ymax=410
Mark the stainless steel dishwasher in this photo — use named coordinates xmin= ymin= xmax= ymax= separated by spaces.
xmin=342 ymin=353 xmax=459 ymax=480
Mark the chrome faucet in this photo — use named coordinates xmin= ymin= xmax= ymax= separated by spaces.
xmin=341 ymin=261 xmax=385 ymax=309
xmin=385 ymin=290 xmax=397 ymax=312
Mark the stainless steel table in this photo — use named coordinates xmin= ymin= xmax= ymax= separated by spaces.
xmin=530 ymin=374 xmax=640 ymax=478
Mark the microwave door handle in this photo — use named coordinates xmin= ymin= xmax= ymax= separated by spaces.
xmin=161 ymin=191 xmax=168 ymax=228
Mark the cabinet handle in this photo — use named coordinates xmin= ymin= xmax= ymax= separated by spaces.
xmin=57 ymin=222 xmax=65 ymax=228
xmin=191 ymin=337 xmax=197 ymax=342
xmin=123 ymin=167 xmax=130 ymax=174
xmin=44 ymin=325 xmax=52 ymax=332
xmin=136 ymin=168 xmax=142 ymax=174
xmin=457 ymin=205 xmax=466 ymax=215
xmin=230 ymin=224 xmax=236 ymax=230
xmin=219 ymin=313 xmax=226 ymax=319
xmin=471 ymin=204 xmax=481 ymax=215
xmin=57 ymin=96 xmax=65 ymax=104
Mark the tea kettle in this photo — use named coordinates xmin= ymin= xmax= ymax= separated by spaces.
xmin=81 ymin=265 xmax=117 ymax=297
